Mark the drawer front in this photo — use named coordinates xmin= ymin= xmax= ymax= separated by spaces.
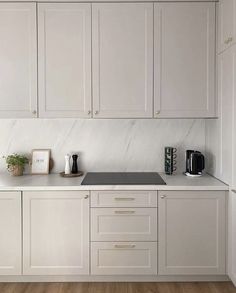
xmin=91 ymin=191 xmax=157 ymax=207
xmin=91 ymin=242 xmax=157 ymax=275
xmin=91 ymin=208 xmax=157 ymax=241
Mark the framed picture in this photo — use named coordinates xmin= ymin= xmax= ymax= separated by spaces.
xmin=31 ymin=149 xmax=51 ymax=175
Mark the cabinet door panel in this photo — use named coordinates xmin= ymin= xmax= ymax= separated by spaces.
xmin=230 ymin=190 xmax=236 ymax=286
xmin=230 ymin=43 xmax=236 ymax=286
xmin=158 ymin=191 xmax=226 ymax=275
xmin=23 ymin=191 xmax=89 ymax=275
xmin=0 ymin=192 xmax=21 ymax=275
xmin=154 ymin=2 xmax=216 ymax=118
xmin=218 ymin=0 xmax=236 ymax=53
xmin=92 ymin=3 xmax=153 ymax=118
xmin=0 ymin=3 xmax=37 ymax=118
xmin=218 ymin=46 xmax=236 ymax=185
xmin=38 ymin=3 xmax=91 ymax=118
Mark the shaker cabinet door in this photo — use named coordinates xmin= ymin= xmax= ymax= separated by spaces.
xmin=230 ymin=189 xmax=236 ymax=286
xmin=158 ymin=191 xmax=226 ymax=275
xmin=0 ymin=192 xmax=21 ymax=275
xmin=92 ymin=3 xmax=153 ymax=118
xmin=38 ymin=3 xmax=92 ymax=118
xmin=154 ymin=2 xmax=216 ymax=118
xmin=217 ymin=46 xmax=236 ymax=185
xmin=23 ymin=191 xmax=89 ymax=275
xmin=0 ymin=3 xmax=37 ymax=118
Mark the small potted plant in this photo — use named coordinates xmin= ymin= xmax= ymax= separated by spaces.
xmin=3 ymin=154 xmax=29 ymax=176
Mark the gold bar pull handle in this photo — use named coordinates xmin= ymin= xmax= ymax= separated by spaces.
xmin=114 ymin=210 xmax=135 ymax=214
xmin=114 ymin=197 xmax=135 ymax=201
xmin=114 ymin=244 xmax=136 ymax=249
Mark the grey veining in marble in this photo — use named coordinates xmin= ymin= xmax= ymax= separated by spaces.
xmin=0 ymin=119 xmax=206 ymax=174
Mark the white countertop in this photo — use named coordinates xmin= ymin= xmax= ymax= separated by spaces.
xmin=0 ymin=172 xmax=228 ymax=191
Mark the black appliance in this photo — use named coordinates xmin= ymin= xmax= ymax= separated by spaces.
xmin=185 ymin=150 xmax=205 ymax=177
xmin=81 ymin=172 xmax=166 ymax=185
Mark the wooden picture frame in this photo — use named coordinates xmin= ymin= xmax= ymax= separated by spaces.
xmin=31 ymin=149 xmax=51 ymax=175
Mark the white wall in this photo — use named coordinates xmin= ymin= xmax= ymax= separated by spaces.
xmin=0 ymin=119 xmax=206 ymax=174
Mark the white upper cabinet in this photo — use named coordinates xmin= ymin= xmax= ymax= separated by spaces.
xmin=0 ymin=192 xmax=21 ymax=275
xmin=154 ymin=2 xmax=216 ymax=118
xmin=218 ymin=0 xmax=236 ymax=53
xmin=0 ymin=3 xmax=37 ymax=118
xmin=92 ymin=3 xmax=153 ymax=118
xmin=38 ymin=3 xmax=91 ymax=118
xmin=23 ymin=191 xmax=89 ymax=275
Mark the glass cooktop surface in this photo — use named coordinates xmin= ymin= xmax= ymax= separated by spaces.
xmin=81 ymin=172 xmax=166 ymax=185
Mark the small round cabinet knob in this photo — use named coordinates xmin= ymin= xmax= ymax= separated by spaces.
xmin=94 ymin=111 xmax=99 ymax=115
xmin=87 ymin=110 xmax=91 ymax=115
xmin=155 ymin=111 xmax=160 ymax=115
xmin=32 ymin=110 xmax=37 ymax=115
xmin=160 ymin=195 xmax=166 ymax=199
xmin=84 ymin=195 xmax=89 ymax=199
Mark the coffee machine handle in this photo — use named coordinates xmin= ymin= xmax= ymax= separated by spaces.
xmin=200 ymin=154 xmax=205 ymax=171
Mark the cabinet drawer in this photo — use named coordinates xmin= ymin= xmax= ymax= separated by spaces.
xmin=91 ymin=208 xmax=157 ymax=241
xmin=91 ymin=191 xmax=157 ymax=207
xmin=91 ymin=242 xmax=157 ymax=275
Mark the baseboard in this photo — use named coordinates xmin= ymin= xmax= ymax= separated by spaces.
xmin=229 ymin=273 xmax=236 ymax=287
xmin=0 ymin=275 xmax=230 ymax=283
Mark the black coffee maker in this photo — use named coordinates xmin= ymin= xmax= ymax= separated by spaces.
xmin=185 ymin=150 xmax=205 ymax=177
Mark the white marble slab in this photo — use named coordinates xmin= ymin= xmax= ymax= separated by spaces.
xmin=0 ymin=119 xmax=206 ymax=174
xmin=0 ymin=172 xmax=228 ymax=191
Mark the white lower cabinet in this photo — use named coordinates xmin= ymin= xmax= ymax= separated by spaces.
xmin=90 ymin=190 xmax=158 ymax=275
xmin=0 ymin=192 xmax=21 ymax=275
xmin=158 ymin=191 xmax=226 ymax=275
xmin=91 ymin=242 xmax=157 ymax=275
xmin=230 ymin=190 xmax=236 ymax=285
xmin=0 ymin=188 xmax=227 ymax=278
xmin=23 ymin=191 xmax=89 ymax=275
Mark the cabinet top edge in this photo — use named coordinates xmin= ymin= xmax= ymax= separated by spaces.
xmin=0 ymin=0 xmax=219 ymax=2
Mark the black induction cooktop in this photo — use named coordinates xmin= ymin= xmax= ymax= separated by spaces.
xmin=81 ymin=172 xmax=166 ymax=185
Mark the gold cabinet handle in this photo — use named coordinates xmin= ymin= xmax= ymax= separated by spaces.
xmin=114 ymin=197 xmax=135 ymax=201
xmin=114 ymin=210 xmax=135 ymax=214
xmin=114 ymin=244 xmax=136 ymax=249
xmin=225 ymin=37 xmax=233 ymax=44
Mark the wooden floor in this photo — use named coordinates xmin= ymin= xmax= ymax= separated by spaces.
xmin=0 ymin=282 xmax=235 ymax=293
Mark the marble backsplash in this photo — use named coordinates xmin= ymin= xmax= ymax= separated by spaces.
xmin=0 ymin=119 xmax=206 ymax=174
